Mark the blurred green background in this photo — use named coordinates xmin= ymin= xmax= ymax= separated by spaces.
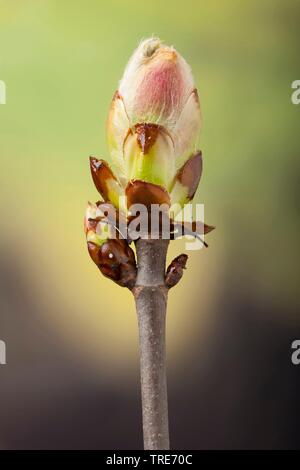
xmin=0 ymin=0 xmax=300 ymax=449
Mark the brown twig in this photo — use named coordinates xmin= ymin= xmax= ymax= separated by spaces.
xmin=133 ymin=238 xmax=170 ymax=450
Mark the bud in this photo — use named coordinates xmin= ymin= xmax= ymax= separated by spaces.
xmin=84 ymin=204 xmax=137 ymax=288
xmin=84 ymin=202 xmax=115 ymax=247
xmin=106 ymin=37 xmax=202 ymax=204
xmin=165 ymin=254 xmax=188 ymax=289
xmin=85 ymin=38 xmax=214 ymax=286
xmin=97 ymin=239 xmax=137 ymax=289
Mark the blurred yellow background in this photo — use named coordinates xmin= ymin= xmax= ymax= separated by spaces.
xmin=0 ymin=0 xmax=300 ymax=449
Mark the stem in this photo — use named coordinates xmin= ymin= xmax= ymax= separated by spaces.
xmin=133 ymin=238 xmax=170 ymax=450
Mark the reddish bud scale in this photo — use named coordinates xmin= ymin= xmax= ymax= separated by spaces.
xmin=165 ymin=254 xmax=188 ymax=288
xmin=175 ymin=151 xmax=202 ymax=199
xmin=134 ymin=123 xmax=161 ymax=154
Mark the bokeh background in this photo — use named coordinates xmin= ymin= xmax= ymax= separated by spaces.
xmin=1 ymin=0 xmax=300 ymax=449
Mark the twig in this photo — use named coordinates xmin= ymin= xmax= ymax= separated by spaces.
xmin=133 ymin=238 xmax=170 ymax=450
